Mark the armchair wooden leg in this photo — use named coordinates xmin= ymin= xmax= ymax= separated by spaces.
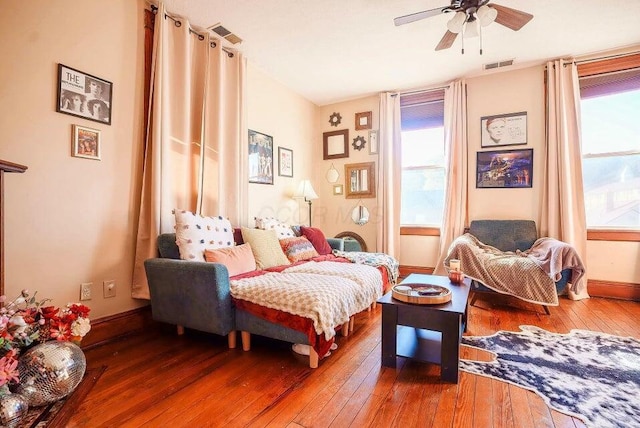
xmin=349 ymin=316 xmax=355 ymax=332
xmin=241 ymin=331 xmax=251 ymax=351
xmin=543 ymin=305 xmax=551 ymax=315
xmin=228 ymin=331 xmax=237 ymax=349
xmin=176 ymin=325 xmax=185 ymax=335
xmin=309 ymin=348 xmax=319 ymax=369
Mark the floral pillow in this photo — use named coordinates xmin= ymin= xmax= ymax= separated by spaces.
xmin=254 ymin=216 xmax=296 ymax=239
xmin=174 ymin=209 xmax=234 ymax=261
xmin=279 ymin=236 xmax=319 ymax=263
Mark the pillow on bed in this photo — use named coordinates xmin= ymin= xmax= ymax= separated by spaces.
xmin=204 ymin=243 xmax=256 ymax=276
xmin=241 ymin=227 xmax=291 ymax=269
xmin=174 ymin=209 xmax=234 ymax=261
xmin=255 ymin=216 xmax=296 ymax=239
xmin=300 ymin=226 xmax=332 ymax=255
xmin=279 ymin=236 xmax=319 ymax=263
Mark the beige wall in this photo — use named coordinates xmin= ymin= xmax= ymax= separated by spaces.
xmin=315 ymin=96 xmax=379 ymax=250
xmin=246 ymin=64 xmax=318 ymax=227
xmin=0 ymin=0 xmax=147 ymax=317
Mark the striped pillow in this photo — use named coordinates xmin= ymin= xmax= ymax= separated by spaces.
xmin=279 ymin=236 xmax=319 ymax=263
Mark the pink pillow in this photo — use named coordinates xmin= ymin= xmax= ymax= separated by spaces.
xmin=300 ymin=226 xmax=332 ymax=255
xmin=204 ymin=244 xmax=256 ymax=276
xmin=280 ymin=236 xmax=319 ymax=263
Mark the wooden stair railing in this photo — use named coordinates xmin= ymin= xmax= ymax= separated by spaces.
xmin=0 ymin=159 xmax=28 ymax=297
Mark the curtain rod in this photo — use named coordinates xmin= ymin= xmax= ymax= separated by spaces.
xmin=150 ymin=5 xmax=235 ymax=58
xmin=400 ymin=85 xmax=449 ymax=96
xmin=574 ymin=50 xmax=640 ymax=65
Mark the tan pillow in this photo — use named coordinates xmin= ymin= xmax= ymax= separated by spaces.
xmin=204 ymin=244 xmax=256 ymax=277
xmin=241 ymin=227 xmax=290 ymax=269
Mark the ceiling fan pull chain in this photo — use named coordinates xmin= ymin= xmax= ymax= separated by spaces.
xmin=461 ymin=23 xmax=465 ymax=55
xmin=479 ymin=24 xmax=483 ymax=55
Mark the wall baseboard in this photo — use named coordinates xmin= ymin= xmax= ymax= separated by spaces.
xmin=398 ymin=265 xmax=639 ymax=301
xmin=82 ymin=305 xmax=153 ymax=350
xmin=587 ymin=279 xmax=640 ymax=301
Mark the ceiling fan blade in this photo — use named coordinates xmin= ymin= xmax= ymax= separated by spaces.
xmin=435 ymin=30 xmax=458 ymax=51
xmin=394 ymin=5 xmax=449 ymax=26
xmin=490 ymin=3 xmax=533 ymax=31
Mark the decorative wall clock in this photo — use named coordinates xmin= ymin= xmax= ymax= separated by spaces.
xmin=352 ymin=136 xmax=366 ymax=151
xmin=329 ymin=112 xmax=342 ymax=127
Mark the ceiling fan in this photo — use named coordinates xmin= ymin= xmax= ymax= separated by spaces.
xmin=394 ymin=0 xmax=533 ymax=53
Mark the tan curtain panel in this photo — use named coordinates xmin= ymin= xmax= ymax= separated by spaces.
xmin=434 ymin=80 xmax=468 ymax=275
xmin=132 ymin=3 xmax=247 ymax=299
xmin=542 ymin=60 xmax=589 ymax=300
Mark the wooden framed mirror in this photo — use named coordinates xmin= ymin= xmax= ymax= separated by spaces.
xmin=345 ymin=162 xmax=376 ymax=199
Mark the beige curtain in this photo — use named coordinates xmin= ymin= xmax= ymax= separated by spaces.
xmin=542 ymin=60 xmax=589 ymax=300
xmin=376 ymin=92 xmax=401 ymax=257
xmin=132 ymin=4 xmax=247 ymax=299
xmin=434 ymin=80 xmax=468 ymax=275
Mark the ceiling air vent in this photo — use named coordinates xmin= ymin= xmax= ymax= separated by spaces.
xmin=484 ymin=59 xmax=514 ymax=70
xmin=208 ymin=23 xmax=243 ymax=45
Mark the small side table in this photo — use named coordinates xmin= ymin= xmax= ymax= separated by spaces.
xmin=378 ymin=273 xmax=471 ymax=383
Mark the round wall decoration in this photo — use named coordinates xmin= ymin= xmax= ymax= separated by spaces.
xmin=352 ymin=136 xmax=366 ymax=151
xmin=329 ymin=112 xmax=342 ymax=127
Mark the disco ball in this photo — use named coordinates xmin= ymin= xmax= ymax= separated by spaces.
xmin=16 ymin=341 xmax=86 ymax=407
xmin=0 ymin=393 xmax=28 ymax=427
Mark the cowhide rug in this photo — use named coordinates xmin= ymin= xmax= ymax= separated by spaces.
xmin=460 ymin=325 xmax=640 ymax=428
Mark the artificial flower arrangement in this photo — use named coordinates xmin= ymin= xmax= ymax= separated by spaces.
xmin=0 ymin=290 xmax=91 ymax=392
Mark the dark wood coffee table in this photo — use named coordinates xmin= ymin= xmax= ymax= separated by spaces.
xmin=378 ymin=273 xmax=471 ymax=383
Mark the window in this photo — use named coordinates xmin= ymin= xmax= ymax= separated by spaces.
xmin=578 ymin=55 xmax=640 ymax=232
xmin=399 ymin=90 xmax=445 ymax=228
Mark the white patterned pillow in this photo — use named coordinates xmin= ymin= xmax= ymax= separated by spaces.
xmin=254 ymin=217 xmax=296 ymax=239
xmin=174 ymin=209 xmax=234 ymax=261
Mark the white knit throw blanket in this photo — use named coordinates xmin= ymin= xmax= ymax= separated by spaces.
xmin=230 ymin=261 xmax=382 ymax=339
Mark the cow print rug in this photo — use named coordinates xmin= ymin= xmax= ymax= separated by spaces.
xmin=460 ymin=325 xmax=640 ymax=428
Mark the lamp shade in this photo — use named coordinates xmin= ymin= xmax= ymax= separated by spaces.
xmin=463 ymin=19 xmax=479 ymax=38
xmin=447 ymin=12 xmax=466 ymax=34
xmin=477 ymin=5 xmax=498 ymax=27
xmin=294 ymin=180 xmax=318 ymax=201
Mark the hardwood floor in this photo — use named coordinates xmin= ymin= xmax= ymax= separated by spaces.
xmin=68 ymin=295 xmax=640 ymax=427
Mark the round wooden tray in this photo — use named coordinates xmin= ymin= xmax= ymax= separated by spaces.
xmin=391 ymin=283 xmax=452 ymax=305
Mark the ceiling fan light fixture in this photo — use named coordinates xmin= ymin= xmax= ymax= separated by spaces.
xmin=463 ymin=19 xmax=479 ymax=38
xmin=477 ymin=5 xmax=498 ymax=27
xmin=446 ymin=12 xmax=466 ymax=34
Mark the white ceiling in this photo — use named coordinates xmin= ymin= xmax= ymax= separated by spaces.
xmin=160 ymin=0 xmax=640 ymax=106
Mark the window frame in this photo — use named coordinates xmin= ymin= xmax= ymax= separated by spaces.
xmin=399 ymin=89 xmax=446 ymax=235
xmin=578 ymin=53 xmax=640 ymax=241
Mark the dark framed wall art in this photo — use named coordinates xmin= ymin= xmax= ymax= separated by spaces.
xmin=57 ymin=64 xmax=113 ymax=125
xmin=480 ymin=111 xmax=527 ymax=147
xmin=248 ymin=130 xmax=274 ymax=184
xmin=476 ymin=148 xmax=533 ymax=188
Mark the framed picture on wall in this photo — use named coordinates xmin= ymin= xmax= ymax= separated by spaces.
xmin=476 ymin=148 xmax=533 ymax=188
xmin=278 ymin=147 xmax=293 ymax=177
xmin=57 ymin=64 xmax=113 ymax=125
xmin=71 ymin=125 xmax=101 ymax=160
xmin=248 ymin=130 xmax=274 ymax=184
xmin=480 ymin=111 xmax=527 ymax=147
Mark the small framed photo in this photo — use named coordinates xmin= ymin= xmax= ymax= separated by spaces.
xmin=480 ymin=112 xmax=527 ymax=147
xmin=278 ymin=147 xmax=293 ymax=177
xmin=57 ymin=64 xmax=113 ymax=125
xmin=333 ymin=184 xmax=344 ymax=195
xmin=368 ymin=130 xmax=378 ymax=155
xmin=248 ymin=129 xmax=274 ymax=184
xmin=355 ymin=111 xmax=372 ymax=130
xmin=72 ymin=125 xmax=101 ymax=160
xmin=476 ymin=148 xmax=533 ymax=188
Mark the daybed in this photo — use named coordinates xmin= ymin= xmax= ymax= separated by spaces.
xmin=444 ymin=220 xmax=584 ymax=314
xmin=144 ymin=215 xmax=397 ymax=368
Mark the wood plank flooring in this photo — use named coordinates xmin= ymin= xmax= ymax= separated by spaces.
xmin=68 ymin=295 xmax=639 ymax=427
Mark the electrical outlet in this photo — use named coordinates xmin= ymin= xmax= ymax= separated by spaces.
xmin=103 ymin=280 xmax=116 ymax=298
xmin=80 ymin=282 xmax=92 ymax=301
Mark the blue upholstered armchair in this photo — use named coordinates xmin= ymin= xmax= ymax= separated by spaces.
xmin=467 ymin=220 xmax=570 ymax=314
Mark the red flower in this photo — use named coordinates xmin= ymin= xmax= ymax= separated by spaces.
xmin=67 ymin=304 xmax=90 ymax=318
xmin=49 ymin=322 xmax=72 ymax=341
xmin=40 ymin=306 xmax=60 ymax=320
